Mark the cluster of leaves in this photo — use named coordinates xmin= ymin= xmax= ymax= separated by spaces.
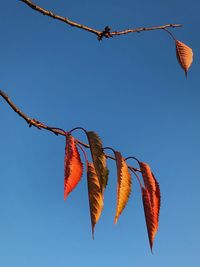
xmin=64 ymin=130 xmax=160 ymax=251
xmin=57 ymin=32 xmax=193 ymax=252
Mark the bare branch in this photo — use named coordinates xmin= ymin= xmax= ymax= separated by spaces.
xmin=20 ymin=0 xmax=182 ymax=40
xmin=0 ymin=90 xmax=140 ymax=173
xmin=20 ymin=0 xmax=101 ymax=37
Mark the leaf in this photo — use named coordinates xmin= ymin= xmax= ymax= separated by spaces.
xmin=64 ymin=135 xmax=83 ymax=200
xmin=86 ymin=131 xmax=109 ymax=192
xmin=142 ymin=187 xmax=157 ymax=251
xmin=139 ymin=162 xmax=160 ymax=232
xmin=114 ymin=151 xmax=132 ymax=224
xmin=139 ymin=162 xmax=160 ymax=227
xmin=87 ymin=162 xmax=104 ymax=239
xmin=152 ymin=172 xmax=161 ymax=226
xmin=176 ymin=40 xmax=193 ymax=76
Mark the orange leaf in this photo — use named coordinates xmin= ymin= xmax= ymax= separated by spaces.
xmin=64 ymin=135 xmax=83 ymax=200
xmin=87 ymin=162 xmax=104 ymax=239
xmin=176 ymin=40 xmax=193 ymax=76
xmin=142 ymin=187 xmax=157 ymax=251
xmin=114 ymin=151 xmax=132 ymax=224
xmin=139 ymin=162 xmax=160 ymax=249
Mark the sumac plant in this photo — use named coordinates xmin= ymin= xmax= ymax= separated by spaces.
xmin=0 ymin=0 xmax=194 ymax=254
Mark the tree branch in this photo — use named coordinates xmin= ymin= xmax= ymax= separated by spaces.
xmin=20 ymin=0 xmax=182 ymax=40
xmin=0 ymin=90 xmax=141 ymax=173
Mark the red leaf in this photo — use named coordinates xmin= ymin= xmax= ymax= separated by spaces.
xmin=64 ymin=135 xmax=83 ymax=200
xmin=139 ymin=162 xmax=161 ymax=249
xmin=142 ymin=187 xmax=157 ymax=251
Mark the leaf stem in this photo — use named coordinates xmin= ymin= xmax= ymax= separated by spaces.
xmin=69 ymin=127 xmax=87 ymax=134
xmin=77 ymin=143 xmax=89 ymax=165
xmin=125 ymin=156 xmax=140 ymax=165
xmin=104 ymin=147 xmax=141 ymax=173
xmin=103 ymin=146 xmax=116 ymax=155
xmin=129 ymin=167 xmax=143 ymax=189
xmin=163 ymin=28 xmax=177 ymax=42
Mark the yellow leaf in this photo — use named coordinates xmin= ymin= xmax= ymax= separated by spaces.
xmin=114 ymin=151 xmax=132 ymax=224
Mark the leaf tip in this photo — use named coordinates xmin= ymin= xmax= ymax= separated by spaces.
xmin=185 ymin=70 xmax=188 ymax=78
xmin=92 ymin=226 xmax=95 ymax=240
xmin=64 ymin=190 xmax=67 ymax=201
xmin=149 ymin=240 xmax=154 ymax=253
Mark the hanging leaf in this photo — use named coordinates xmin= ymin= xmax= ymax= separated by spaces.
xmin=176 ymin=40 xmax=193 ymax=76
xmin=139 ymin=162 xmax=160 ymax=248
xmin=64 ymin=135 xmax=83 ymax=200
xmin=139 ymin=162 xmax=160 ymax=231
xmin=142 ymin=187 xmax=157 ymax=251
xmin=87 ymin=162 xmax=104 ymax=239
xmin=86 ymin=131 xmax=109 ymax=192
xmin=152 ymin=172 xmax=161 ymax=226
xmin=114 ymin=151 xmax=132 ymax=224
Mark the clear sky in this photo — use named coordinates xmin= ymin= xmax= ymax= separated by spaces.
xmin=0 ymin=1 xmax=199 ymax=267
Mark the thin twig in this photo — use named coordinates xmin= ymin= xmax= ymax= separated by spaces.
xmin=0 ymin=90 xmax=140 ymax=172
xmin=20 ymin=0 xmax=101 ymax=37
xmin=111 ymin=24 xmax=182 ymax=37
xmin=20 ymin=0 xmax=182 ymax=40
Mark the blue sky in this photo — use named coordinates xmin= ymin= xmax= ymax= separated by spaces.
xmin=0 ymin=1 xmax=199 ymax=266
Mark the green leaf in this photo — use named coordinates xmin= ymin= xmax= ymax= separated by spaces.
xmin=86 ymin=131 xmax=109 ymax=191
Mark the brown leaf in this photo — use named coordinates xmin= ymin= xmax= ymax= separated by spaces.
xmin=64 ymin=135 xmax=83 ymax=200
xmin=114 ymin=151 xmax=132 ymax=224
xmin=87 ymin=162 xmax=104 ymax=239
xmin=86 ymin=131 xmax=109 ymax=192
xmin=176 ymin=40 xmax=193 ymax=76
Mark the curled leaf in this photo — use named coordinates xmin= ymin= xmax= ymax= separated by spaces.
xmin=87 ymin=162 xmax=104 ymax=239
xmin=176 ymin=40 xmax=193 ymax=76
xmin=139 ymin=162 xmax=160 ymax=249
xmin=86 ymin=131 xmax=109 ymax=192
xmin=64 ymin=135 xmax=83 ymax=200
xmin=114 ymin=151 xmax=132 ymax=224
